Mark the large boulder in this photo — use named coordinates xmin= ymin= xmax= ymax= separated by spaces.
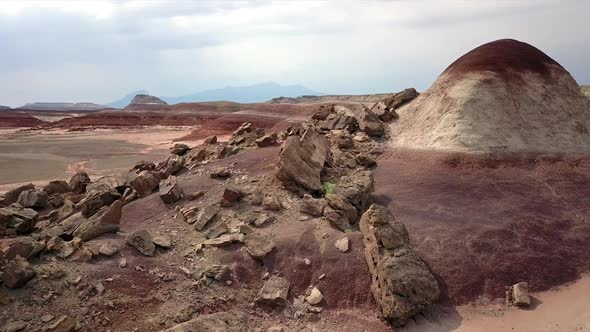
xmin=359 ymin=204 xmax=439 ymax=326
xmin=276 ymin=128 xmax=330 ymax=195
xmin=2 ymin=256 xmax=36 ymax=288
xmin=72 ymin=200 xmax=122 ymax=241
xmin=43 ymin=180 xmax=71 ymax=196
xmin=383 ymin=88 xmax=419 ymax=110
xmin=69 ymin=171 xmax=91 ymax=194
xmin=3 ymin=238 xmax=45 ymax=260
xmin=334 ymin=170 xmax=374 ymax=212
xmin=156 ymin=155 xmax=184 ymax=177
xmin=170 ymin=143 xmax=190 ymax=156
xmin=16 ymin=189 xmax=49 ymax=209
xmin=4 ymin=184 xmax=35 ymax=205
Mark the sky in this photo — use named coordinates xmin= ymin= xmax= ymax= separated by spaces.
xmin=0 ymin=0 xmax=589 ymax=107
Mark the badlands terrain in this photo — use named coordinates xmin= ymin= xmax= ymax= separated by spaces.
xmin=0 ymin=39 xmax=589 ymax=332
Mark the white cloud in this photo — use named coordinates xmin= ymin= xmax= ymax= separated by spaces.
xmin=0 ymin=0 xmax=588 ymax=107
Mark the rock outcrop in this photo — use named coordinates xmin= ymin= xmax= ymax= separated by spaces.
xmin=276 ymin=128 xmax=330 ymax=195
xmin=359 ymin=204 xmax=439 ymax=326
xmin=73 ymin=200 xmax=122 ymax=241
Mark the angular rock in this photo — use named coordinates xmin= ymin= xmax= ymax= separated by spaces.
xmin=299 ymin=195 xmax=326 ymax=217
xmin=4 ymin=321 xmax=28 ymax=332
xmin=130 ymin=170 xmax=160 ymax=198
xmin=0 ymin=204 xmax=38 ymax=235
xmin=323 ymin=206 xmax=351 ymax=232
xmin=253 ymin=214 xmax=276 ymax=227
xmin=244 ymin=232 xmax=275 ymax=259
xmin=306 ymin=287 xmax=323 ymax=305
xmin=126 ymin=230 xmax=155 ymax=256
xmin=332 ymin=130 xmax=354 ymax=149
xmin=2 ymin=256 xmax=36 ymax=288
xmin=73 ymin=200 xmax=122 ymax=241
xmin=232 ymin=122 xmax=253 ymax=136
xmin=17 ymin=189 xmax=49 ymax=209
xmin=4 ymin=238 xmax=45 ymax=260
xmin=4 ymin=183 xmax=35 ymax=205
xmin=205 ymin=222 xmax=228 ymax=239
xmin=43 ymin=180 xmax=71 ymax=196
xmin=152 ymin=234 xmax=172 ymax=249
xmin=47 ymin=315 xmax=76 ymax=332
xmin=159 ymin=176 xmax=182 ymax=204
xmin=98 ymin=242 xmax=119 ymax=257
xmin=202 ymin=233 xmax=244 ymax=247
xmin=383 ymin=88 xmax=419 ymax=110
xmin=359 ymin=204 xmax=439 ymax=326
xmin=164 ymin=310 xmax=248 ymax=332
xmin=326 ymin=194 xmax=358 ymax=225
xmin=356 ymin=105 xmax=385 ymax=137
xmin=132 ymin=160 xmax=156 ymax=172
xmin=220 ymin=186 xmax=244 ymax=207
xmin=508 ymin=282 xmax=531 ymax=307
xmin=355 ymin=153 xmax=377 ymax=168
xmin=79 ymin=178 xmax=122 ymax=218
xmin=171 ymin=143 xmax=190 ymax=156
xmin=334 ymin=170 xmax=374 ymax=212
xmin=335 ymin=237 xmax=350 ymax=253
xmin=369 ymin=101 xmax=393 ymax=122
xmin=276 ymin=128 xmax=330 ymax=195
xmin=203 ymin=135 xmax=217 ymax=145
xmin=210 ymin=167 xmax=231 ymax=179
xmin=262 ymin=195 xmax=282 ymax=211
xmin=255 ymin=133 xmax=277 ymax=147
xmin=69 ymin=171 xmax=91 ymax=194
xmin=156 ymin=155 xmax=184 ymax=177
xmin=194 ymin=204 xmax=220 ymax=231
xmin=48 ymin=194 xmax=65 ymax=208
xmin=256 ymin=276 xmax=290 ymax=307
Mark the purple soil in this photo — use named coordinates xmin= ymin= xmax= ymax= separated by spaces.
xmin=373 ymin=149 xmax=590 ymax=304
xmin=442 ymin=39 xmax=566 ymax=83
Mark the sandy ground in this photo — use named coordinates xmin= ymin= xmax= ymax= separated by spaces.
xmin=0 ymin=127 xmax=195 ymax=192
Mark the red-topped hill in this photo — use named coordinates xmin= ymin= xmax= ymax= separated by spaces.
xmin=442 ymin=39 xmax=565 ymax=81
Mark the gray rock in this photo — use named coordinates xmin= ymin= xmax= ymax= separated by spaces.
xmin=152 ymin=234 xmax=172 ymax=249
xmin=98 ymin=242 xmax=119 ymax=257
xmin=299 ymin=194 xmax=326 ymax=217
xmin=359 ymin=204 xmax=439 ymax=326
xmin=4 ymin=183 xmax=35 ymax=205
xmin=210 ymin=167 xmax=232 ymax=179
xmin=156 ymin=155 xmax=184 ymax=177
xmin=244 ymin=232 xmax=275 ymax=259
xmin=126 ymin=230 xmax=155 ymax=256
xmin=256 ymin=276 xmax=290 ymax=307
xmin=17 ymin=189 xmax=49 ymax=209
xmin=262 ymin=195 xmax=282 ymax=211
xmin=194 ymin=204 xmax=220 ymax=231
xmin=335 ymin=237 xmax=350 ymax=253
xmin=276 ymin=128 xmax=330 ymax=195
xmin=202 ymin=233 xmax=244 ymax=247
xmin=255 ymin=133 xmax=277 ymax=147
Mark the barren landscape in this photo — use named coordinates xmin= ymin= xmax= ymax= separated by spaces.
xmin=1 ymin=38 xmax=589 ymax=332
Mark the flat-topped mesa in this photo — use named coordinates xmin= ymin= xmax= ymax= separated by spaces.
xmin=391 ymin=39 xmax=590 ymax=153
xmin=124 ymin=94 xmax=169 ymax=110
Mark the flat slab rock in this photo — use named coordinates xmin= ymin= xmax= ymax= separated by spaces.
xmin=244 ymin=232 xmax=275 ymax=259
xmin=164 ymin=310 xmax=248 ymax=332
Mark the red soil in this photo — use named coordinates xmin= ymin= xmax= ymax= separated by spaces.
xmin=442 ymin=39 xmax=566 ymax=82
xmin=373 ymin=149 xmax=590 ymax=304
xmin=0 ymin=111 xmax=46 ymax=127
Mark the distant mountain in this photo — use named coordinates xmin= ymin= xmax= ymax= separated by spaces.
xmin=107 ymin=89 xmax=149 ymax=109
xmin=124 ymin=94 xmax=169 ymax=111
xmin=0 ymin=105 xmax=11 ymax=110
xmin=162 ymin=82 xmax=322 ymax=104
xmin=17 ymin=102 xmax=106 ymax=111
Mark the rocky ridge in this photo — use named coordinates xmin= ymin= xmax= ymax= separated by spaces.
xmin=0 ymin=89 xmax=444 ymax=331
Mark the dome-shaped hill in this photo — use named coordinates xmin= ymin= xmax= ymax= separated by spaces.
xmin=124 ymin=94 xmax=170 ymax=111
xmin=391 ymin=39 xmax=590 ymax=153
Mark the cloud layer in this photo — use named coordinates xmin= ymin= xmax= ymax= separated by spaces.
xmin=0 ymin=0 xmax=588 ymax=106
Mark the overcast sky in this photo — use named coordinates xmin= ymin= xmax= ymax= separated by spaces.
xmin=0 ymin=0 xmax=588 ymax=107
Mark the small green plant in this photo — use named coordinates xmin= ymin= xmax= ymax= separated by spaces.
xmin=322 ymin=181 xmax=336 ymax=195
